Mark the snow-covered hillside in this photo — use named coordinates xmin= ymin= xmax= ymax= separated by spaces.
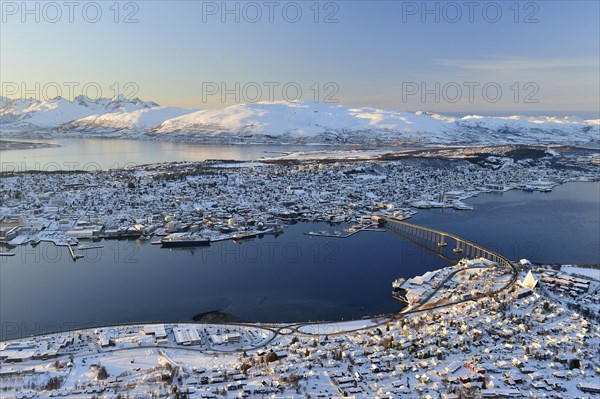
xmin=65 ymin=106 xmax=195 ymax=132
xmin=151 ymin=103 xmax=455 ymax=139
xmin=1 ymin=96 xmax=597 ymax=146
xmin=0 ymin=95 xmax=161 ymax=131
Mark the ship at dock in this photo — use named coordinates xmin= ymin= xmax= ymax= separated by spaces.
xmin=160 ymin=233 xmax=210 ymax=248
xmin=231 ymin=227 xmax=274 ymax=241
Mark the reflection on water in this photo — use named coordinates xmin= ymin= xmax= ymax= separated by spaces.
xmin=0 ymin=138 xmax=333 ymax=171
xmin=0 ymin=222 xmax=449 ymax=340
xmin=411 ymin=182 xmax=600 ymax=264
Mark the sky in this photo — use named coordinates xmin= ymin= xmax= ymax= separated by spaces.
xmin=1 ymin=0 xmax=599 ymax=116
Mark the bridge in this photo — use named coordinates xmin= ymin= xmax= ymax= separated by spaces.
xmin=382 ymin=217 xmax=518 ymax=290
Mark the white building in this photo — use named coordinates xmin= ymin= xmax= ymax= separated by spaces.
xmin=142 ymin=324 xmax=167 ymax=339
xmin=173 ymin=327 xmax=202 ymax=346
xmin=519 ymin=271 xmax=538 ymax=290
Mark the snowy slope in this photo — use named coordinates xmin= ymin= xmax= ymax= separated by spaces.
xmin=151 ymin=101 xmax=598 ymax=145
xmin=153 ymin=102 xmax=364 ymax=136
xmin=11 ymin=97 xmax=101 ymax=127
xmin=0 ymin=97 xmax=597 ymax=145
xmin=153 ymin=102 xmax=455 ymax=138
xmin=66 ymin=106 xmax=195 ymax=131
xmin=0 ymin=95 xmax=162 ymax=130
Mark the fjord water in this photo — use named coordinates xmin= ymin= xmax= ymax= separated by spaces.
xmin=0 ymin=222 xmax=448 ymax=340
xmin=411 ymin=182 xmax=600 ymax=265
xmin=0 ymin=138 xmax=333 ymax=171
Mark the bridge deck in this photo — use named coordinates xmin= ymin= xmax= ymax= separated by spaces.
xmin=383 ymin=217 xmax=518 ymax=292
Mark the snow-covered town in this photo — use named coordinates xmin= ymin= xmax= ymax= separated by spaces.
xmin=3 ymin=1 xmax=600 ymax=397
xmin=0 ymin=145 xmax=599 ymax=398
xmin=1 ymin=261 xmax=599 ymax=399
xmin=0 ymin=146 xmax=598 ymax=252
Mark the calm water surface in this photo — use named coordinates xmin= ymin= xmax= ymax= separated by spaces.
xmin=0 ymin=222 xmax=448 ymax=339
xmin=411 ymin=182 xmax=599 ymax=264
xmin=0 ymin=138 xmax=334 ymax=171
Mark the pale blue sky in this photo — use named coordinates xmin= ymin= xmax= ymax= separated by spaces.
xmin=1 ymin=0 xmax=599 ymax=115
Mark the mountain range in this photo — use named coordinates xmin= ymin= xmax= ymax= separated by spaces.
xmin=1 ymin=96 xmax=598 ymax=146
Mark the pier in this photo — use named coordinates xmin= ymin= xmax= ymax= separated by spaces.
xmin=303 ymin=223 xmax=383 ymax=238
xmin=66 ymin=242 xmax=84 ymax=261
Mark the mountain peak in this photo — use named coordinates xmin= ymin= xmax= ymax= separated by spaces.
xmin=0 ymin=98 xmax=597 ymax=145
xmin=111 ymin=93 xmax=127 ymax=102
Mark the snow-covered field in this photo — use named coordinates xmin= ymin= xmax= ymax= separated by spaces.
xmin=562 ymin=265 xmax=600 ymax=280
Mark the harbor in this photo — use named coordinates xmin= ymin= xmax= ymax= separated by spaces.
xmin=304 ymin=221 xmax=387 ymax=238
xmin=2 ymin=179 xmax=598 ymax=336
xmin=66 ymin=242 xmax=83 ymax=261
xmin=2 ymin=148 xmax=597 ymax=254
xmin=0 ymin=249 xmax=15 ymax=256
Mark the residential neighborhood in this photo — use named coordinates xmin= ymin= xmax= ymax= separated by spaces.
xmin=1 ymin=263 xmax=598 ymax=398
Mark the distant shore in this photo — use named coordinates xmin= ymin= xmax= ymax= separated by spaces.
xmin=0 ymin=139 xmax=61 ymax=151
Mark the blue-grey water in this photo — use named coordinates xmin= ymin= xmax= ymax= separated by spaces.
xmin=0 ymin=223 xmax=447 ymax=340
xmin=0 ymin=138 xmax=334 ymax=171
xmin=411 ymin=182 xmax=600 ymax=265
xmin=1 ymin=182 xmax=598 ymax=340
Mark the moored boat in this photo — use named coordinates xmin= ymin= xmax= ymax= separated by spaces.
xmin=161 ymin=233 xmax=210 ymax=248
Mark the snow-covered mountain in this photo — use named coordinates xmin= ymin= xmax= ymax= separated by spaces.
xmin=1 ymin=96 xmax=597 ymax=146
xmin=0 ymin=95 xmax=162 ymax=131
xmin=64 ymin=106 xmax=195 ymax=132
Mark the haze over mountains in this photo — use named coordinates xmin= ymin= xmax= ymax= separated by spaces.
xmin=1 ymin=96 xmax=598 ymax=146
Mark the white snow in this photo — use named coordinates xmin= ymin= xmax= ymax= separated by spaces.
xmin=0 ymin=95 xmax=164 ymax=129
xmin=71 ymin=106 xmax=195 ymax=131
xmin=561 ymin=266 xmax=600 ymax=280
xmin=1 ymin=97 xmax=598 ymax=145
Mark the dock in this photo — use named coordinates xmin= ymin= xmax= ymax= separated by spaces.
xmin=304 ymin=223 xmax=381 ymax=238
xmin=66 ymin=243 xmax=84 ymax=261
xmin=231 ymin=227 xmax=274 ymax=241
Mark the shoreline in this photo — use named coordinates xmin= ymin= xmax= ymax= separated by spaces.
xmin=0 ymin=139 xmax=61 ymax=151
